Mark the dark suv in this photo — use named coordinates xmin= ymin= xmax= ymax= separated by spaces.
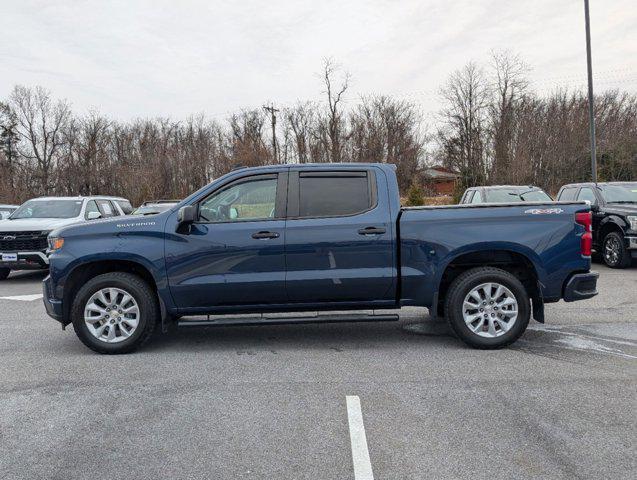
xmin=556 ymin=182 xmax=637 ymax=268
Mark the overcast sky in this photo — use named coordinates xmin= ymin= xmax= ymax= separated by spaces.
xmin=2 ymin=0 xmax=636 ymax=121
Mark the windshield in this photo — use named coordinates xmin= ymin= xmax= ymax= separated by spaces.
xmin=600 ymin=184 xmax=637 ymax=204
xmin=10 ymin=199 xmax=83 ymax=219
xmin=132 ymin=204 xmax=176 ymax=215
xmin=485 ymin=188 xmax=551 ymax=203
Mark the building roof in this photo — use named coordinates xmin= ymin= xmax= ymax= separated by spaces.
xmin=423 ymin=166 xmax=460 ymax=180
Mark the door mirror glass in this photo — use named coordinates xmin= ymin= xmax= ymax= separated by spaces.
xmin=87 ymin=211 xmax=101 ymax=220
xmin=177 ymin=205 xmax=197 ymax=225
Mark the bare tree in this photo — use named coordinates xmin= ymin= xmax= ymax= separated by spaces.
xmin=9 ymin=86 xmax=71 ymax=195
xmin=489 ymin=50 xmax=530 ymax=183
xmin=437 ymin=62 xmax=490 ymax=190
xmin=0 ymin=102 xmax=20 ymax=197
xmin=1 ymin=53 xmax=635 ymax=206
xmin=349 ymin=95 xmax=424 ymax=190
xmin=283 ymin=102 xmax=318 ymax=163
xmin=320 ymin=58 xmax=350 ymax=162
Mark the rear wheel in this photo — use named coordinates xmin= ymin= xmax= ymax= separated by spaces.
xmin=444 ymin=267 xmax=530 ymax=349
xmin=602 ymin=232 xmax=630 ymax=268
xmin=0 ymin=268 xmax=10 ymax=280
xmin=71 ymin=272 xmax=158 ymax=354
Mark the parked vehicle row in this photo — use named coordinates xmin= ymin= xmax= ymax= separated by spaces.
xmin=0 ymin=196 xmax=179 ymax=280
xmin=41 ymin=163 xmax=598 ymax=354
xmin=461 ymin=182 xmax=637 ymax=268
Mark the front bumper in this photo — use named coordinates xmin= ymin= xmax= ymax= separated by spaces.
xmin=563 ymin=271 xmax=599 ymax=302
xmin=0 ymin=251 xmax=49 ymax=270
xmin=43 ymin=275 xmax=65 ymax=324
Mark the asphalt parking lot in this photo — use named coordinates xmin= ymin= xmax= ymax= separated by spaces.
xmin=1 ymin=264 xmax=636 ymax=480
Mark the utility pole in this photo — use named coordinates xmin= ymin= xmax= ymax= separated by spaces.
xmin=263 ymin=104 xmax=279 ymax=163
xmin=584 ymin=0 xmax=597 ymax=183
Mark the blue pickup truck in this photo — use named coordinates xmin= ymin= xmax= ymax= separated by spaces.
xmin=43 ymin=163 xmax=598 ymax=354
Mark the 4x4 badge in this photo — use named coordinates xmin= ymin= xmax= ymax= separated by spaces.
xmin=524 ymin=208 xmax=564 ymax=215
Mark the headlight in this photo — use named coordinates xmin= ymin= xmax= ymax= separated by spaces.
xmin=628 ymin=216 xmax=637 ymax=231
xmin=48 ymin=236 xmax=65 ymax=252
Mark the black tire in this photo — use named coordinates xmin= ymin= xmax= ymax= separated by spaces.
xmin=602 ymin=232 xmax=631 ymax=269
xmin=0 ymin=268 xmax=10 ymax=280
xmin=444 ymin=267 xmax=531 ymax=349
xmin=71 ymin=272 xmax=158 ymax=354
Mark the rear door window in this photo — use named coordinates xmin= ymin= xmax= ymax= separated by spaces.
xmin=297 ymin=171 xmax=373 ymax=217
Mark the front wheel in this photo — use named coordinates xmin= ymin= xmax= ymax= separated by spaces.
xmin=71 ymin=272 xmax=158 ymax=354
xmin=0 ymin=268 xmax=10 ymax=280
xmin=602 ymin=232 xmax=631 ymax=268
xmin=444 ymin=267 xmax=530 ymax=349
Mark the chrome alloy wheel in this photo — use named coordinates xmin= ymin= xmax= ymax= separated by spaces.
xmin=462 ymin=282 xmax=518 ymax=338
xmin=604 ymin=236 xmax=621 ymax=265
xmin=84 ymin=288 xmax=140 ymax=343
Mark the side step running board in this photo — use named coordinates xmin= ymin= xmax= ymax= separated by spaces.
xmin=178 ymin=312 xmax=400 ymax=328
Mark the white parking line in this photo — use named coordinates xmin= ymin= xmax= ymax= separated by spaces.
xmin=0 ymin=294 xmax=43 ymax=302
xmin=346 ymin=396 xmax=374 ymax=480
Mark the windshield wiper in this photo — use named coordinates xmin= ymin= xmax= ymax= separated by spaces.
xmin=607 ymin=201 xmax=637 ymax=204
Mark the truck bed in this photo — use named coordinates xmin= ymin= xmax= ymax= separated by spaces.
xmin=398 ymin=201 xmax=592 ymax=306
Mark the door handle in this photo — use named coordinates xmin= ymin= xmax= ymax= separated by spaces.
xmin=358 ymin=226 xmax=386 ymax=235
xmin=251 ymin=231 xmax=280 ymax=240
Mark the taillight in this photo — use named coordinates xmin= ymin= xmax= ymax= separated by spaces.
xmin=575 ymin=212 xmax=593 ymax=256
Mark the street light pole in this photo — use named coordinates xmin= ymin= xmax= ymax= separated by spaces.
xmin=584 ymin=0 xmax=597 ymax=183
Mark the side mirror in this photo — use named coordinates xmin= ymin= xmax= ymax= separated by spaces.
xmin=87 ymin=211 xmax=102 ymax=220
xmin=177 ymin=205 xmax=196 ymax=225
xmin=591 ymin=203 xmax=600 ymax=212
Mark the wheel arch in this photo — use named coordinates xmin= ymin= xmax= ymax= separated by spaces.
xmin=62 ymin=259 xmax=165 ymax=327
xmin=435 ymin=247 xmax=543 ymax=322
xmin=598 ymin=217 xmax=626 ymax=241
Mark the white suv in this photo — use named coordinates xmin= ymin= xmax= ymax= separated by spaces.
xmin=0 ymin=196 xmax=132 ymax=279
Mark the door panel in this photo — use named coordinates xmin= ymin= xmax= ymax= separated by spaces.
xmin=165 ymin=172 xmax=288 ymax=309
xmin=284 ymin=169 xmax=395 ymax=303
